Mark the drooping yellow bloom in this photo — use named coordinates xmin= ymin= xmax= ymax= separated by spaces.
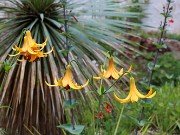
xmin=45 ymin=65 xmax=89 ymax=90
xmin=114 ymin=77 xmax=156 ymax=103
xmin=93 ymin=57 xmax=130 ymax=80
xmin=9 ymin=30 xmax=53 ymax=62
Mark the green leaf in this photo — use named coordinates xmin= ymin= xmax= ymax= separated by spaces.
xmin=57 ymin=124 xmax=85 ymax=135
xmin=165 ymin=74 xmax=174 ymax=79
xmin=147 ymin=62 xmax=160 ymax=70
xmin=97 ymin=85 xmax=105 ymax=96
xmin=126 ymin=115 xmax=149 ymax=127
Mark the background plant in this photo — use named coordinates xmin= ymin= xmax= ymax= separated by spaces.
xmin=145 ymin=52 xmax=180 ymax=86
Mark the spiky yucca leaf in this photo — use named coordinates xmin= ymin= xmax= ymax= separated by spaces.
xmin=0 ymin=0 xmax=141 ymax=134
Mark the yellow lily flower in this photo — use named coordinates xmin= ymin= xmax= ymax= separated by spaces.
xmin=114 ymin=77 xmax=156 ymax=103
xmin=45 ymin=65 xmax=89 ymax=90
xmin=93 ymin=57 xmax=125 ymax=80
xmin=9 ymin=30 xmax=53 ymax=62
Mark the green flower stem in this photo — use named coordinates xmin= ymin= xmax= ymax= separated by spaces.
xmin=63 ymin=1 xmax=75 ymax=130
xmin=147 ymin=1 xmax=171 ymax=87
xmin=68 ymin=91 xmax=75 ymax=130
xmin=113 ymin=104 xmax=125 ymax=135
xmin=103 ymin=72 xmax=127 ymax=94
xmin=135 ymin=1 xmax=172 ymax=135
xmin=97 ymin=79 xmax=103 ymax=134
xmin=63 ymin=1 xmax=69 ymax=62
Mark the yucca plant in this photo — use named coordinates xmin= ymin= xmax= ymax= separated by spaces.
xmin=0 ymin=0 xmax=142 ymax=134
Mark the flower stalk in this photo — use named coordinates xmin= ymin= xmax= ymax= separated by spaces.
xmin=147 ymin=0 xmax=172 ymax=86
xmin=135 ymin=0 xmax=173 ymax=134
xmin=62 ymin=0 xmax=75 ymax=130
xmin=113 ymin=104 xmax=125 ymax=135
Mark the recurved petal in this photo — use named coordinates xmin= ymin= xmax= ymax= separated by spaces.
xmin=45 ymin=81 xmax=58 ymax=87
xmin=43 ymin=47 xmax=54 ymax=55
xmin=113 ymin=93 xmax=130 ymax=103
xmin=27 ymin=48 xmax=38 ymax=54
xmin=127 ymin=65 xmax=132 ymax=72
xmin=144 ymin=87 xmax=153 ymax=97
xmin=12 ymin=45 xmax=18 ymax=51
xmin=146 ymin=91 xmax=156 ymax=98
xmin=135 ymin=89 xmax=147 ymax=98
xmin=124 ymin=65 xmax=132 ymax=75
xmin=9 ymin=52 xmax=20 ymax=57
xmin=93 ymin=76 xmax=102 ymax=80
xmin=119 ymin=68 xmax=123 ymax=76
xmin=81 ymin=79 xmax=89 ymax=88
xmin=69 ymin=81 xmax=82 ymax=90
xmin=111 ymin=71 xmax=119 ymax=79
xmin=37 ymin=38 xmax=47 ymax=50
xmin=17 ymin=58 xmax=24 ymax=62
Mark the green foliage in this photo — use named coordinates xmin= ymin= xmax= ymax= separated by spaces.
xmin=0 ymin=60 xmax=15 ymax=72
xmin=80 ymin=83 xmax=180 ymax=134
xmin=139 ymin=30 xmax=180 ymax=41
xmin=151 ymin=53 xmax=180 ymax=86
xmin=143 ymin=83 xmax=180 ymax=134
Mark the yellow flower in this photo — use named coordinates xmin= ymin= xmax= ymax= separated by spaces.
xmin=114 ymin=77 xmax=156 ymax=103
xmin=9 ymin=30 xmax=53 ymax=62
xmin=93 ymin=57 xmax=127 ymax=80
xmin=45 ymin=65 xmax=89 ymax=90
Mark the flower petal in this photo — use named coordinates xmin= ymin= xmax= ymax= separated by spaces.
xmin=130 ymin=94 xmax=139 ymax=102
xmin=135 ymin=89 xmax=147 ymax=98
xmin=27 ymin=48 xmax=38 ymax=54
xmin=81 ymin=79 xmax=89 ymax=88
xmin=43 ymin=47 xmax=53 ymax=55
xmin=130 ymin=77 xmax=146 ymax=98
xmin=146 ymin=91 xmax=156 ymax=98
xmin=111 ymin=71 xmax=119 ymax=79
xmin=119 ymin=68 xmax=123 ymax=76
xmin=37 ymin=38 xmax=47 ymax=50
xmin=45 ymin=81 xmax=57 ymax=87
xmin=9 ymin=52 xmax=20 ymax=57
xmin=93 ymin=76 xmax=101 ymax=80
xmin=113 ymin=93 xmax=130 ymax=103
xmin=69 ymin=81 xmax=82 ymax=90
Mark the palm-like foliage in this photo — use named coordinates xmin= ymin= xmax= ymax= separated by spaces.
xmin=0 ymin=0 xmax=141 ymax=134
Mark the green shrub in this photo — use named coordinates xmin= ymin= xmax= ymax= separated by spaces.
xmin=151 ymin=53 xmax=180 ymax=86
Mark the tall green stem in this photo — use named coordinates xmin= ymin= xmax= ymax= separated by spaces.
xmin=63 ymin=0 xmax=75 ymax=130
xmin=135 ymin=1 xmax=172 ymax=134
xmin=113 ymin=104 xmax=125 ymax=135
xmin=147 ymin=1 xmax=171 ymax=87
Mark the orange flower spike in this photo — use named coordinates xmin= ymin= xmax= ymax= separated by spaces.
xmin=45 ymin=65 xmax=89 ymax=90
xmin=93 ymin=57 xmax=123 ymax=80
xmin=114 ymin=77 xmax=156 ymax=103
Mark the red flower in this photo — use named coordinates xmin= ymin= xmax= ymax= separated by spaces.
xmin=168 ymin=19 xmax=174 ymax=24
xmin=104 ymin=102 xmax=113 ymax=113
xmin=96 ymin=112 xmax=104 ymax=119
